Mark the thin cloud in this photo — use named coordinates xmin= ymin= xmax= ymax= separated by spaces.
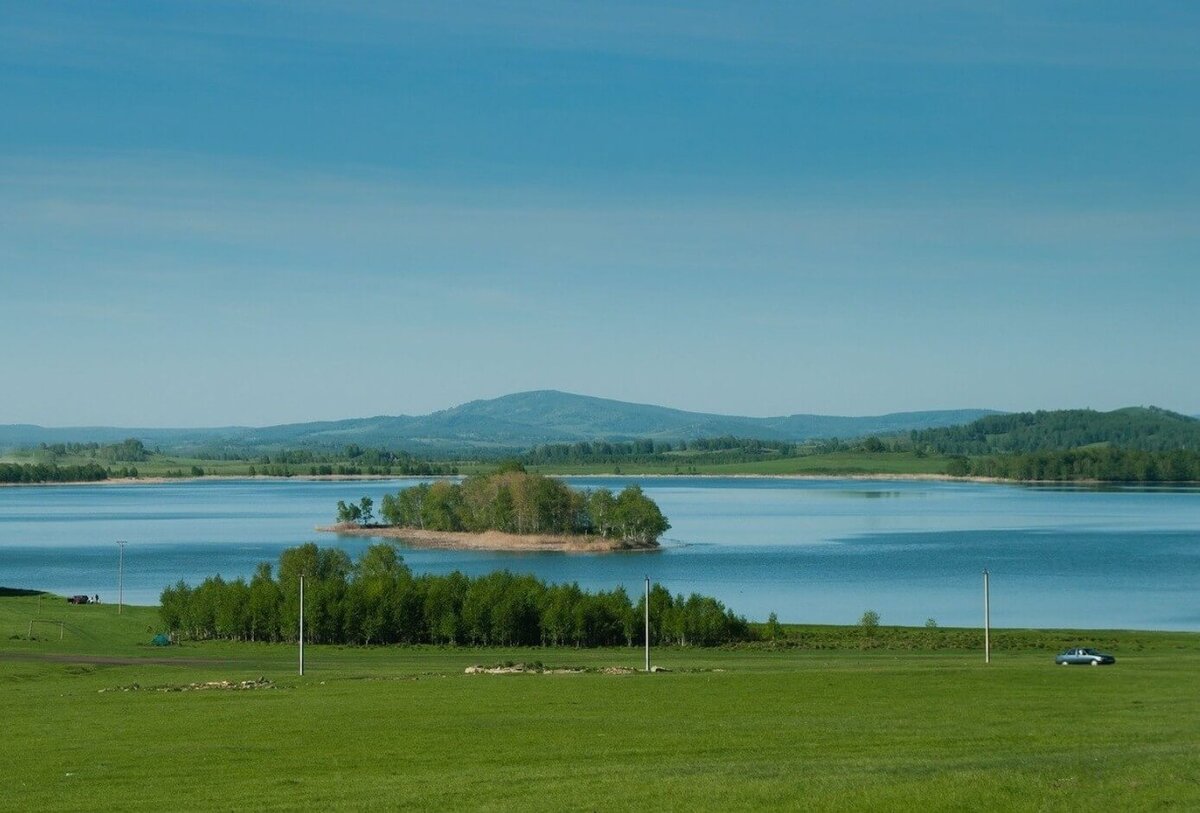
xmin=5 ymin=3 xmax=1200 ymax=72
xmin=2 ymin=153 xmax=1196 ymax=295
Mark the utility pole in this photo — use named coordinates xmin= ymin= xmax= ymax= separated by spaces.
xmin=299 ymin=573 xmax=305 ymax=677
xmin=644 ymin=575 xmax=651 ymax=673
xmin=983 ymin=568 xmax=991 ymax=664
xmin=116 ymin=540 xmax=127 ymax=615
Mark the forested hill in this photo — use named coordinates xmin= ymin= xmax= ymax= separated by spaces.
xmin=0 ymin=391 xmax=997 ymax=453
xmin=913 ymin=407 xmax=1200 ymax=454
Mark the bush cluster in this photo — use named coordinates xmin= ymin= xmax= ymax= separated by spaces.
xmin=0 ymin=462 xmax=112 ymax=483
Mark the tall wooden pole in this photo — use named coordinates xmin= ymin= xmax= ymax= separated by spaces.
xmin=299 ymin=574 xmax=305 ymax=676
xmin=644 ymin=575 xmax=651 ymax=673
xmin=116 ymin=540 xmax=127 ymax=614
xmin=983 ymin=568 xmax=991 ymax=664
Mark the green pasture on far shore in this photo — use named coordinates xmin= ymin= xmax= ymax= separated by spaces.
xmin=2 ymin=449 xmax=956 ymax=480
xmin=2 ymin=591 xmax=1198 ymax=810
xmin=520 ymin=451 xmax=955 ymax=476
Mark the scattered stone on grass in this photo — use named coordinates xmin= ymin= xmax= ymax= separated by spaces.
xmin=99 ymin=677 xmax=275 ymax=693
xmin=464 ymin=663 xmax=634 ymax=675
xmin=460 ymin=663 xmax=724 ymax=676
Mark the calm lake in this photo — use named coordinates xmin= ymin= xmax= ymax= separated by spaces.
xmin=1 ymin=477 xmax=1198 ymax=630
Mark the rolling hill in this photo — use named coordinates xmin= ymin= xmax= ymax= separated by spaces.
xmin=0 ymin=390 xmax=997 ymax=454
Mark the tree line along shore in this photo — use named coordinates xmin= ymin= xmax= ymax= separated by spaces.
xmin=159 ymin=542 xmax=749 ymax=647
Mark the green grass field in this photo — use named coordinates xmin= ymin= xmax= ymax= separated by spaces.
xmin=3 ymin=592 xmax=1198 ymax=810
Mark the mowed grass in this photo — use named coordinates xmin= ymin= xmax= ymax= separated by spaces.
xmin=2 ymin=594 xmax=1198 ymax=811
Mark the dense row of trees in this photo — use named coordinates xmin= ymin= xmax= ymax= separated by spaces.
xmin=158 ymin=543 xmax=750 ymax=647
xmin=12 ymin=440 xmax=456 ymax=481
xmin=308 ymin=461 xmax=457 ymax=476
xmin=37 ymin=438 xmax=150 ymax=462
xmin=196 ymin=444 xmax=457 ymax=474
xmin=525 ymin=436 xmax=806 ymax=467
xmin=0 ymin=462 xmax=123 ymax=483
xmin=521 ymin=435 xmax=921 ymax=469
xmin=947 ymin=448 xmax=1200 ymax=482
xmin=915 ymin=407 xmax=1200 ymax=455
xmin=372 ymin=470 xmax=670 ymax=545
xmin=248 ymin=462 xmax=457 ymax=477
xmin=523 ymin=436 xmax=803 ymax=465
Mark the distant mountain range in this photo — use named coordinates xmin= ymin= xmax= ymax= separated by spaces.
xmin=0 ymin=390 xmax=1000 ymax=454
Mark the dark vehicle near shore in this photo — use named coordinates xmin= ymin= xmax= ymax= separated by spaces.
xmin=67 ymin=595 xmax=90 ymax=604
xmin=1055 ymin=647 xmax=1116 ymax=666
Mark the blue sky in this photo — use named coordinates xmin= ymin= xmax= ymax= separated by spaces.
xmin=2 ymin=2 xmax=1197 ymax=426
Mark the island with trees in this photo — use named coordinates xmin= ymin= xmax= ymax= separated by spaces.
xmin=320 ymin=466 xmax=670 ymax=552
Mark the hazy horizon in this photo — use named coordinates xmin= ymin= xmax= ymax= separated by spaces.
xmin=2 ymin=389 xmax=1194 ymax=433
xmin=3 ymin=3 xmax=1196 ymax=426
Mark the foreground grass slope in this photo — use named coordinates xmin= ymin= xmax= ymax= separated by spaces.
xmin=2 ymin=594 xmax=1198 ymax=810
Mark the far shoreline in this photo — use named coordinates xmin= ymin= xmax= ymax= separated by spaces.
xmin=3 ymin=472 xmax=1194 ymax=488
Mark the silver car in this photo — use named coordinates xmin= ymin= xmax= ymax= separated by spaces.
xmin=1055 ymin=647 xmax=1116 ymax=666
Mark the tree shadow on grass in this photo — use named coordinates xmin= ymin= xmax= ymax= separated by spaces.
xmin=0 ymin=587 xmax=48 ymax=598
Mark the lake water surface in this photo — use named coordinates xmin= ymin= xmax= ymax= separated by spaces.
xmin=1 ymin=477 xmax=1197 ymax=630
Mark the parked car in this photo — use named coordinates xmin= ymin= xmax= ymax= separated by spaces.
xmin=1055 ymin=647 xmax=1115 ymax=666
xmin=67 ymin=594 xmax=91 ymax=605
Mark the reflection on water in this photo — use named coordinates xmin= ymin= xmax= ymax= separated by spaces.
xmin=1 ymin=477 xmax=1198 ymax=630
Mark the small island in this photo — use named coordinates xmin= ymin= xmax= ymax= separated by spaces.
xmin=318 ymin=465 xmax=670 ymax=552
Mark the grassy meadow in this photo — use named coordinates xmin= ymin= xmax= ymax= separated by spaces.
xmin=2 ymin=591 xmax=1198 ymax=810
xmin=3 ymin=447 xmax=957 ymax=481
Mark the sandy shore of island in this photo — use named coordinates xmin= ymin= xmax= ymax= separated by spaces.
xmin=316 ymin=523 xmax=658 ymax=553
